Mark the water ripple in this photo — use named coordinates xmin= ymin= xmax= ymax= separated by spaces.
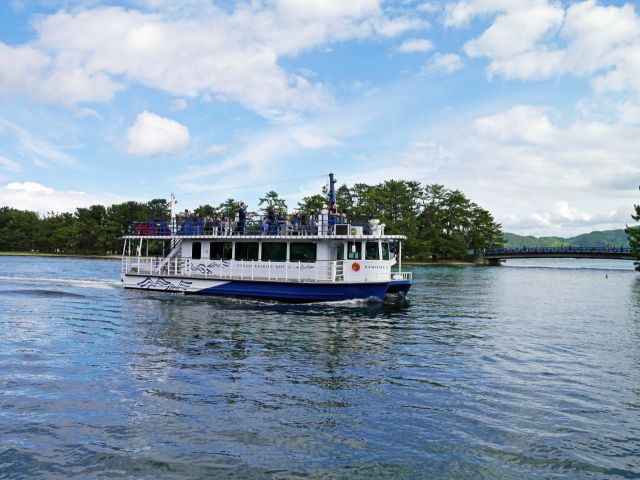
xmin=0 ymin=257 xmax=639 ymax=478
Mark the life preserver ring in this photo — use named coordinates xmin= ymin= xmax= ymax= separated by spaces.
xmin=352 ymin=262 xmax=361 ymax=272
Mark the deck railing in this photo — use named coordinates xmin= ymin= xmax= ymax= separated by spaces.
xmin=122 ymin=257 xmax=351 ymax=283
xmin=485 ymin=246 xmax=631 ymax=255
xmin=129 ymin=217 xmax=386 ymax=238
xmin=391 ymin=272 xmax=412 ymax=281
xmin=122 ymin=257 xmax=411 ymax=283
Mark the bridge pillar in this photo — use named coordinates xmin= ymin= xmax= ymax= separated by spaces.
xmin=486 ymin=258 xmax=502 ymax=266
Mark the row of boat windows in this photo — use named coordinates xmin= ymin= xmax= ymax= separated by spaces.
xmin=348 ymin=241 xmax=391 ymax=261
xmin=192 ymin=242 xmax=316 ymax=262
xmin=191 ymin=241 xmax=391 ymax=262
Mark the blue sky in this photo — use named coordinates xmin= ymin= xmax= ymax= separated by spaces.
xmin=0 ymin=0 xmax=638 ymax=235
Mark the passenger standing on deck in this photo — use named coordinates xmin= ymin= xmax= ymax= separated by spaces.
xmin=238 ymin=202 xmax=247 ymax=234
xmin=300 ymin=213 xmax=307 ymax=236
xmin=277 ymin=211 xmax=286 ymax=235
xmin=268 ymin=207 xmax=276 ymax=234
xmin=328 ymin=203 xmax=337 ymax=235
xmin=320 ymin=205 xmax=328 ymax=235
xmin=194 ymin=213 xmax=202 ymax=235
xmin=309 ymin=211 xmax=316 ymax=235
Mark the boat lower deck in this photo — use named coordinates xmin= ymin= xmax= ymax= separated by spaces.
xmin=122 ymin=273 xmax=397 ymax=302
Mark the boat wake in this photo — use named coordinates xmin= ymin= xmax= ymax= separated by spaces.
xmin=0 ymin=275 xmax=120 ymax=290
xmin=0 ymin=288 xmax=87 ymax=298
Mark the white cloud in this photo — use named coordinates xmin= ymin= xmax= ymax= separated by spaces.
xmin=444 ymin=0 xmax=528 ymax=28
xmin=471 ymin=105 xmax=555 ymax=144
xmin=463 ymin=3 xmax=564 ymax=58
xmin=0 ymin=43 xmax=51 ymax=95
xmin=484 ymin=48 xmax=565 ymax=80
xmin=336 ymin=101 xmax=640 ymax=236
xmin=169 ymin=98 xmax=188 ymax=111
xmin=553 ymin=201 xmax=592 ymax=222
xmin=617 ymin=101 xmax=640 ymax=125
xmin=0 ymin=155 xmax=21 ymax=172
xmin=126 ymin=111 xmax=191 ymax=156
xmin=0 ymin=118 xmax=77 ymax=167
xmin=448 ymin=105 xmax=640 ymax=234
xmin=0 ymin=3 xmax=426 ymax=119
xmin=0 ymin=181 xmax=122 ymax=214
xmin=6 ymin=181 xmax=54 ymax=194
xmin=205 ymin=143 xmax=228 ymax=154
xmin=423 ymin=53 xmax=463 ymax=74
xmin=177 ymin=122 xmax=344 ymax=193
xmin=448 ymin=0 xmax=640 ymax=94
xmin=417 ymin=3 xmax=439 ymax=14
xmin=561 ymin=1 xmax=638 ymax=75
xmin=396 ymin=38 xmax=433 ymax=54
xmin=0 ymin=41 xmax=123 ymax=105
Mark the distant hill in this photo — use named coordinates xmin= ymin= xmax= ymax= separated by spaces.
xmin=503 ymin=228 xmax=634 ymax=249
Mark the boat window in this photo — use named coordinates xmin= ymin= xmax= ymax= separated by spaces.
xmin=347 ymin=241 xmax=361 ymax=260
xmin=381 ymin=242 xmax=390 ymax=261
xmin=262 ymin=242 xmax=287 ymax=262
xmin=192 ymin=242 xmax=201 ymax=260
xmin=365 ymin=242 xmax=380 ymax=260
xmin=210 ymin=242 xmax=232 ymax=260
xmin=290 ymin=243 xmax=317 ymax=262
xmin=235 ymin=242 xmax=259 ymax=261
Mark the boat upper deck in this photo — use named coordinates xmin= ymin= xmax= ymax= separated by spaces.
xmin=124 ymin=218 xmax=407 ymax=241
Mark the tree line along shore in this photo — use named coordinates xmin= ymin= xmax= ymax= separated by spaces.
xmin=1 ymin=180 xmax=505 ymax=261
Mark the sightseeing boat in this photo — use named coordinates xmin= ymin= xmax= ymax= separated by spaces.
xmin=120 ymin=174 xmax=412 ymax=302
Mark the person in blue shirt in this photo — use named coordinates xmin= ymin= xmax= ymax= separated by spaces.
xmin=238 ymin=202 xmax=247 ymax=234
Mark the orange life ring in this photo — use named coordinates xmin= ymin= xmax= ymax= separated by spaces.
xmin=352 ymin=262 xmax=361 ymax=272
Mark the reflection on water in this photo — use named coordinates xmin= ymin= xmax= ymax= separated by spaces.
xmin=0 ymin=256 xmax=639 ymax=479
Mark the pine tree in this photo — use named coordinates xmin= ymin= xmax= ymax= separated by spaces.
xmin=626 ymin=192 xmax=640 ymax=272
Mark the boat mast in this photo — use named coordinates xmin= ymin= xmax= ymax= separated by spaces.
xmin=170 ymin=193 xmax=177 ymax=236
xmin=328 ymin=172 xmax=337 ymax=205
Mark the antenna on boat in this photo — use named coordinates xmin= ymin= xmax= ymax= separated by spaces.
xmin=170 ymin=193 xmax=177 ymax=234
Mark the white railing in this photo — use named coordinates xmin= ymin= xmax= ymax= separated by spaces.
xmin=122 ymin=257 xmax=353 ymax=283
xmin=391 ymin=271 xmax=412 ymax=281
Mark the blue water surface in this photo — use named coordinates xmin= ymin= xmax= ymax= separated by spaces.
xmin=0 ymin=255 xmax=639 ymax=479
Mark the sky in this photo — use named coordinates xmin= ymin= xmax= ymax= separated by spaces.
xmin=0 ymin=0 xmax=639 ymax=236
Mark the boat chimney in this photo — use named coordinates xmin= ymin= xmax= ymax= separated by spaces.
xmin=328 ymin=172 xmax=337 ymax=206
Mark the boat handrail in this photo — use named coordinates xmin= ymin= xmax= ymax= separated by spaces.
xmin=121 ymin=257 xmax=403 ymax=283
xmin=128 ymin=217 xmax=390 ymax=238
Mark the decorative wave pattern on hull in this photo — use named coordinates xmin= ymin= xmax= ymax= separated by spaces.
xmin=136 ymin=277 xmax=193 ymax=292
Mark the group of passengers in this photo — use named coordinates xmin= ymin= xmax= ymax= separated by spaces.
xmin=179 ymin=208 xmax=240 ymax=236
xmin=179 ymin=202 xmax=349 ymax=236
xmin=263 ymin=204 xmax=348 ymax=236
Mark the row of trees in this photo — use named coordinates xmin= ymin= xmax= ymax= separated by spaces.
xmin=0 ymin=180 xmax=504 ymax=260
xmin=295 ymin=181 xmax=504 ymax=261
xmin=0 ymin=200 xmax=170 ymax=255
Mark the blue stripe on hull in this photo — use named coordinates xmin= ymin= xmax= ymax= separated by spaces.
xmin=387 ymin=279 xmax=412 ymax=296
xmin=195 ymin=280 xmax=390 ymax=303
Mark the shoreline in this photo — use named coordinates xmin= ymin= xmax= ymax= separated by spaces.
xmin=0 ymin=252 xmax=477 ymax=265
xmin=0 ymin=252 xmax=121 ymax=260
xmin=404 ymin=260 xmax=476 ymax=266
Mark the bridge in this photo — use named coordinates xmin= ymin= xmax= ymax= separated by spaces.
xmin=483 ymin=246 xmax=633 ymax=265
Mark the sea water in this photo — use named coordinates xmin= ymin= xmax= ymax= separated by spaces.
xmin=0 ymin=256 xmax=639 ymax=479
